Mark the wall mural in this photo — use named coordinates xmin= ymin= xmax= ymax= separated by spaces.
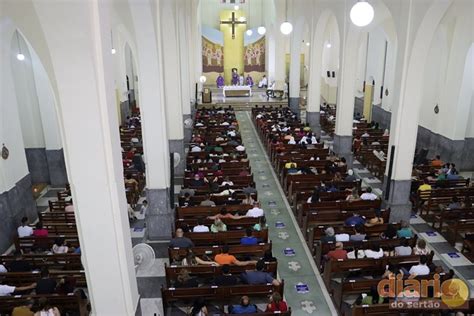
xmin=202 ymin=37 xmax=224 ymax=74
xmin=244 ymin=36 xmax=265 ymax=73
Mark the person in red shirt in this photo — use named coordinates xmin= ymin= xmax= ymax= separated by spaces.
xmin=266 ymin=292 xmax=288 ymax=312
xmin=326 ymin=242 xmax=348 ymax=260
xmin=126 ymin=148 xmax=136 ymax=160
xmin=33 ymin=222 xmax=49 ymax=237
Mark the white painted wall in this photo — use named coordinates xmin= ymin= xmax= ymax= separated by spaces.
xmin=467 ymin=93 xmax=474 ymax=138
xmin=30 ymin=41 xmax=62 ymax=150
xmin=0 ymin=23 xmax=29 ymax=193
xmin=419 ymin=27 xmax=448 ymax=136
xmin=365 ymin=27 xmax=387 ymax=105
xmin=11 ymin=31 xmax=46 ymax=149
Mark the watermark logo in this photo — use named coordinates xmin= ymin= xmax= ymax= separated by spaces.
xmin=377 ymin=274 xmax=469 ymax=310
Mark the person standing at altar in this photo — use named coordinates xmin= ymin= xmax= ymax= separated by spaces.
xmin=239 ymin=73 xmax=244 ymax=86
xmin=216 ymin=74 xmax=225 ymax=88
xmin=231 ymin=68 xmax=239 ymax=86
xmin=258 ymin=75 xmax=268 ymax=88
xmin=246 ymin=74 xmax=254 ymax=87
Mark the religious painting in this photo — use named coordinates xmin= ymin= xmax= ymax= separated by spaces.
xmin=202 ymin=37 xmax=224 ymax=73
xmin=244 ymin=36 xmax=265 ymax=73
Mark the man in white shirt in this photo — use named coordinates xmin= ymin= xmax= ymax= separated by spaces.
xmin=364 ymin=244 xmax=384 ymax=259
xmin=395 ymin=239 xmax=412 ymax=256
xmin=17 ymin=217 xmax=33 ymax=238
xmin=0 ymin=282 xmax=36 ymax=296
xmin=246 ymin=202 xmax=264 ymax=218
xmin=335 ymin=233 xmax=350 ymax=242
xmin=408 ymin=255 xmax=430 ymax=277
xmin=193 ymin=219 xmax=210 ymax=233
xmin=360 ymin=187 xmax=378 ymax=201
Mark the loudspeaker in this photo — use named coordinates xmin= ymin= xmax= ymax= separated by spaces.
xmin=326 ymin=71 xmax=331 ymax=78
xmin=331 ymin=71 xmax=335 ymax=78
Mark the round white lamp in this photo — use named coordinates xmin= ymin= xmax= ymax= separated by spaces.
xmin=234 ymin=5 xmax=239 ymax=10
xmin=246 ymin=29 xmax=253 ymax=36
xmin=111 ymin=48 xmax=116 ymax=54
xmin=326 ymin=43 xmax=332 ymax=48
xmin=16 ymin=53 xmax=25 ymax=61
xmin=280 ymin=21 xmax=293 ymax=35
xmin=199 ymin=75 xmax=207 ymax=83
xmin=306 ymin=42 xmax=310 ymax=47
xmin=350 ymin=1 xmax=374 ymax=27
xmin=257 ymin=26 xmax=266 ymax=35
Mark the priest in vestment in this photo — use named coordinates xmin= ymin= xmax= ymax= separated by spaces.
xmin=231 ymin=68 xmax=239 ymax=85
xmin=246 ymin=74 xmax=254 ymax=87
xmin=216 ymin=74 xmax=225 ymax=88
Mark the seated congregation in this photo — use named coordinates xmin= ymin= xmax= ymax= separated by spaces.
xmin=163 ymin=106 xmax=290 ymax=315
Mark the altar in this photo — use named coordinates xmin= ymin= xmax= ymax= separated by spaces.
xmin=223 ymin=85 xmax=252 ymax=97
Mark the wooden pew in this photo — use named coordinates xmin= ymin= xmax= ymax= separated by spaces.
xmin=164 ymin=262 xmax=278 ymax=287
xmin=15 ymin=235 xmax=80 ymax=251
xmin=168 ymin=243 xmax=272 ymax=261
xmin=0 ymin=294 xmax=86 ymax=315
xmin=161 ymin=282 xmax=284 ymax=309
xmin=0 ymin=270 xmax=86 ymax=287
xmin=322 ymin=253 xmax=434 ymax=288
xmin=0 ymin=254 xmax=83 ymax=270
xmin=176 ymin=205 xmax=252 ymax=219
xmin=446 ymin=218 xmax=474 ymax=245
xmin=181 ymin=229 xmax=269 ymax=245
xmin=298 ymin=199 xmax=382 ymax=225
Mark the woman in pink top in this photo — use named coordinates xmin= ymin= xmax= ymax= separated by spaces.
xmin=33 ymin=222 xmax=49 ymax=237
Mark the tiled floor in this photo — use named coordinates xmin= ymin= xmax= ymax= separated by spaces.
xmin=239 ymin=111 xmax=337 ymax=315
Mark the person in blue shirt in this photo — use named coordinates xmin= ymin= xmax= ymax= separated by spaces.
xmin=397 ymin=220 xmax=413 ymax=238
xmin=240 ymin=228 xmax=258 ymax=245
xmin=229 ymin=296 xmax=258 ymax=314
xmin=345 ymin=212 xmax=366 ymax=226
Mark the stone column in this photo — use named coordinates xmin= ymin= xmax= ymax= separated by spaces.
xmin=33 ymin=1 xmax=139 ymax=313
xmin=129 ymin=0 xmax=174 ymax=240
xmin=306 ymin=19 xmax=322 ymax=137
xmin=160 ymin=0 xmax=185 ymax=177
xmin=381 ymin=1 xmax=452 ymax=222
xmin=178 ymin=0 xmax=193 ymax=144
xmin=333 ymin=23 xmax=360 ymax=167
xmin=289 ymin=25 xmax=302 ymax=119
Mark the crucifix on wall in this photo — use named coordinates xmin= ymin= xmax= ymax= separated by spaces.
xmin=220 ymin=11 xmax=246 ymax=39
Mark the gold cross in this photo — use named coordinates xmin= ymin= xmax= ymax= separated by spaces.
xmin=220 ymin=11 xmax=246 ymax=39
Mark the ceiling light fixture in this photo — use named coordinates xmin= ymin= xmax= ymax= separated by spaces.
xmin=350 ymin=1 xmax=374 ymax=27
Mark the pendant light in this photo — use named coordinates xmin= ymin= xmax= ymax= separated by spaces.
xmin=15 ymin=31 xmax=25 ymax=61
xmin=257 ymin=0 xmax=266 ymax=35
xmin=246 ymin=0 xmax=253 ymax=36
xmin=280 ymin=0 xmax=293 ymax=35
xmin=350 ymin=0 xmax=374 ymax=27
xmin=111 ymin=30 xmax=116 ymax=54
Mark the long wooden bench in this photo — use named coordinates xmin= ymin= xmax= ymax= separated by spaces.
xmin=168 ymin=243 xmax=272 ymax=261
xmin=181 ymin=229 xmax=268 ymax=245
xmin=298 ymin=199 xmax=382 ymax=225
xmin=0 ymin=254 xmax=83 ymax=270
xmin=176 ymin=205 xmax=252 ymax=219
xmin=313 ymin=236 xmax=417 ymax=267
xmin=0 ymin=293 xmax=87 ymax=315
xmin=0 ymin=270 xmax=86 ymax=287
xmin=322 ymin=253 xmax=434 ymax=288
xmin=15 ymin=235 xmax=80 ymax=251
xmin=161 ymin=282 xmax=284 ymax=309
xmin=164 ymin=262 xmax=278 ymax=287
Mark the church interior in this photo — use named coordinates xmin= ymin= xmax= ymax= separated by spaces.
xmin=1 ymin=0 xmax=474 ymax=315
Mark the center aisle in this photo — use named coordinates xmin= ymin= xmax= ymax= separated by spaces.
xmin=236 ymin=111 xmax=337 ymax=315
